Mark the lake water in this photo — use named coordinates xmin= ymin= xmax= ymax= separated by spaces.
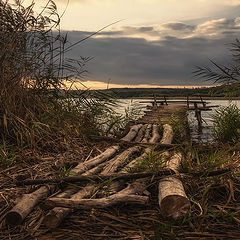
xmin=116 ymin=99 xmax=240 ymax=143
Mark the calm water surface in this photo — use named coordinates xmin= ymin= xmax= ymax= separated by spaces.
xmin=117 ymin=99 xmax=240 ymax=143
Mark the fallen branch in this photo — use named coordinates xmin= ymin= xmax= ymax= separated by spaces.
xmin=16 ymin=169 xmax=231 ymax=187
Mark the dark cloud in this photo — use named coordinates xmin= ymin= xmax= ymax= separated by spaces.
xmin=139 ymin=27 xmax=154 ymax=32
xmin=61 ymin=16 xmax=240 ymax=87
xmin=163 ymin=23 xmax=195 ymax=31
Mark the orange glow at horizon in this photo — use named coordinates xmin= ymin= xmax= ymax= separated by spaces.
xmin=69 ymin=80 xmax=214 ymax=90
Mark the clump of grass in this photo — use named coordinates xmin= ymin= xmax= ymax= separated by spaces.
xmin=212 ymin=104 xmax=240 ymax=143
xmin=0 ymin=141 xmax=16 ymax=166
xmin=0 ymin=0 xmax=116 ymax=151
xmin=180 ymin=144 xmax=231 ymax=173
xmin=133 ymin=150 xmax=170 ymax=173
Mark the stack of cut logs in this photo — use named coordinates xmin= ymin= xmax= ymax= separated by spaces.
xmin=5 ymin=123 xmax=190 ymax=228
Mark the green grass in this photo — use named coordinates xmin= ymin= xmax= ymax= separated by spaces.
xmin=212 ymin=104 xmax=240 ymax=143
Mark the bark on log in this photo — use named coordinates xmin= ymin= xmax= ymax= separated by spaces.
xmin=141 ymin=124 xmax=152 ymax=143
xmin=165 ymin=152 xmax=182 ymax=173
xmin=45 ymin=179 xmax=149 ymax=209
xmin=158 ymin=150 xmax=190 ymax=219
xmin=160 ymin=124 xmax=173 ymax=144
xmin=6 ymin=186 xmax=49 ymax=225
xmin=70 ymin=145 xmax=120 ymax=176
xmin=82 ymin=160 xmax=109 ymax=176
xmin=158 ymin=124 xmax=190 ymax=219
xmin=101 ymin=146 xmax=141 ymax=175
xmin=120 ymin=124 xmax=142 ymax=142
xmin=158 ymin=176 xmax=190 ymax=219
xmin=135 ymin=124 xmax=147 ymax=142
xmin=149 ymin=124 xmax=161 ymax=144
xmin=43 ymin=184 xmax=95 ymax=228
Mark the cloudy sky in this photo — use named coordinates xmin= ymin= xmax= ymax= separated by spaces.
xmin=33 ymin=0 xmax=240 ymax=88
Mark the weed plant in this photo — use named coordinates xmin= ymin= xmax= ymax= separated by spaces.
xmin=0 ymin=0 xmax=119 ymax=151
xmin=212 ymin=104 xmax=240 ymax=143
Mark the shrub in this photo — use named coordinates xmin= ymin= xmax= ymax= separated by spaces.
xmin=212 ymin=104 xmax=240 ymax=143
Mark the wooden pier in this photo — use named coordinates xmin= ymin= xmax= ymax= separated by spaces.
xmin=4 ymin=96 xmax=220 ymax=232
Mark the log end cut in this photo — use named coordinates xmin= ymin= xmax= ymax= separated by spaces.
xmin=5 ymin=211 xmax=22 ymax=225
xmin=158 ymin=176 xmax=190 ymax=220
xmin=160 ymin=194 xmax=190 ymax=220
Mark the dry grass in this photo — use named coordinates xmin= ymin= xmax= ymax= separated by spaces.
xmin=0 ymin=142 xmax=240 ymax=240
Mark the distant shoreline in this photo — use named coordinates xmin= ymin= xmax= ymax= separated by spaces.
xmin=134 ymin=96 xmax=240 ymax=100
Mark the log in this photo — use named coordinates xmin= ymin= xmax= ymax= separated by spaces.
xmin=82 ymin=160 xmax=109 ymax=176
xmin=158 ymin=124 xmax=190 ymax=219
xmin=149 ymin=124 xmax=161 ymax=144
xmin=43 ymin=146 xmax=140 ymax=228
xmin=160 ymin=124 xmax=173 ymax=144
xmin=121 ymin=148 xmax=151 ymax=173
xmin=135 ymin=124 xmax=147 ymax=142
xmin=45 ymin=179 xmax=149 ymax=209
xmin=101 ymin=146 xmax=141 ymax=175
xmin=158 ymin=150 xmax=190 ymax=219
xmin=165 ymin=152 xmax=182 ymax=173
xmin=120 ymin=124 xmax=142 ymax=142
xmin=6 ymin=186 xmax=49 ymax=225
xmin=141 ymin=124 xmax=152 ymax=143
xmin=158 ymin=176 xmax=190 ymax=219
xmin=7 ymin=142 xmax=119 ymax=226
xmin=70 ymin=145 xmax=120 ymax=176
xmin=43 ymin=184 xmax=95 ymax=228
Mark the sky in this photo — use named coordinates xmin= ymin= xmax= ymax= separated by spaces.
xmin=27 ymin=0 xmax=240 ymax=88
